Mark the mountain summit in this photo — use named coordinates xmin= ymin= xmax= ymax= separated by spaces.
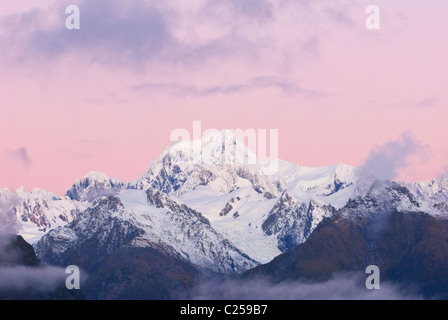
xmin=2 ymin=135 xmax=448 ymax=299
xmin=66 ymin=171 xmax=125 ymax=202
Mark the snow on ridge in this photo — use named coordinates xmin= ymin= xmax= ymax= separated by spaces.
xmin=6 ymin=134 xmax=448 ymax=268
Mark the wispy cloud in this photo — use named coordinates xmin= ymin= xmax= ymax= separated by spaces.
xmin=132 ymin=76 xmax=326 ymax=98
xmin=416 ymin=97 xmax=440 ymax=108
xmin=204 ymin=0 xmax=274 ymax=21
xmin=6 ymin=147 xmax=32 ymax=168
xmin=27 ymin=0 xmax=170 ymax=66
xmin=0 ymin=266 xmax=67 ymax=292
xmin=0 ymin=0 xmax=355 ymax=70
xmin=361 ymin=132 xmax=431 ymax=180
xmin=325 ymin=7 xmax=355 ymax=26
xmin=185 ymin=273 xmax=421 ymax=300
xmin=54 ymin=139 xmax=110 ymax=161
xmin=0 ymin=0 xmax=277 ymax=68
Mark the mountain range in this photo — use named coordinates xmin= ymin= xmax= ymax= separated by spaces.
xmin=1 ymin=131 xmax=448 ymax=299
xmin=244 ymin=182 xmax=448 ymax=299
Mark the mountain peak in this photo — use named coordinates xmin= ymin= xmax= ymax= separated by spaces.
xmin=15 ymin=186 xmax=27 ymax=196
xmin=82 ymin=171 xmax=115 ymax=182
xmin=65 ymin=171 xmax=124 ymax=202
xmin=161 ymin=129 xmax=258 ymax=168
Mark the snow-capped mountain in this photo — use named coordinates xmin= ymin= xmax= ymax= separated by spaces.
xmin=3 ymin=130 xmax=448 ymax=280
xmin=65 ymin=171 xmax=125 ymax=202
xmin=36 ymin=189 xmax=257 ymax=274
xmin=0 ymin=171 xmax=126 ymax=244
xmin=406 ymin=174 xmax=448 ymax=215
xmin=0 ymin=170 xmax=126 ymax=244
xmin=125 ymin=130 xmax=360 ymax=263
xmin=341 ymin=179 xmax=448 ymax=220
xmin=262 ymin=192 xmax=337 ymax=252
xmin=276 ymin=162 xmax=358 ymax=208
xmin=0 ymin=187 xmax=85 ymax=244
xmin=130 ymin=130 xmax=282 ymax=197
xmin=244 ymin=176 xmax=448 ymax=300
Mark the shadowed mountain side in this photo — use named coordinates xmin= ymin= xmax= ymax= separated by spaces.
xmin=243 ymin=212 xmax=448 ymax=299
xmin=0 ymin=235 xmax=83 ymax=300
xmin=0 ymin=235 xmax=39 ymax=267
xmin=83 ymin=245 xmax=200 ymax=300
xmin=243 ymin=217 xmax=367 ymax=282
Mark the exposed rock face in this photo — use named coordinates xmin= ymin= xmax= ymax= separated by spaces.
xmin=262 ymin=192 xmax=337 ymax=252
xmin=0 ymin=235 xmax=39 ymax=267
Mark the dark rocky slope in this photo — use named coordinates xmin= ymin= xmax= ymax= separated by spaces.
xmin=244 ymin=211 xmax=448 ymax=299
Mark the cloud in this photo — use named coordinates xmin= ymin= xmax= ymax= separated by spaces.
xmin=325 ymin=7 xmax=355 ymax=26
xmin=6 ymin=147 xmax=32 ymax=168
xmin=301 ymin=36 xmax=320 ymax=55
xmin=185 ymin=273 xmax=421 ymax=300
xmin=361 ymin=132 xmax=431 ymax=180
xmin=0 ymin=0 xmax=349 ymax=70
xmin=26 ymin=0 xmax=170 ymax=67
xmin=205 ymin=0 xmax=274 ymax=21
xmin=0 ymin=235 xmax=85 ymax=294
xmin=416 ymin=97 xmax=440 ymax=108
xmin=0 ymin=234 xmax=74 ymax=294
xmin=0 ymin=0 xmax=273 ymax=68
xmin=0 ymin=266 xmax=67 ymax=292
xmin=132 ymin=76 xmax=326 ymax=98
xmin=56 ymin=139 xmax=110 ymax=161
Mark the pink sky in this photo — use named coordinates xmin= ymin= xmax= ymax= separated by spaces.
xmin=1 ymin=0 xmax=447 ymax=195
